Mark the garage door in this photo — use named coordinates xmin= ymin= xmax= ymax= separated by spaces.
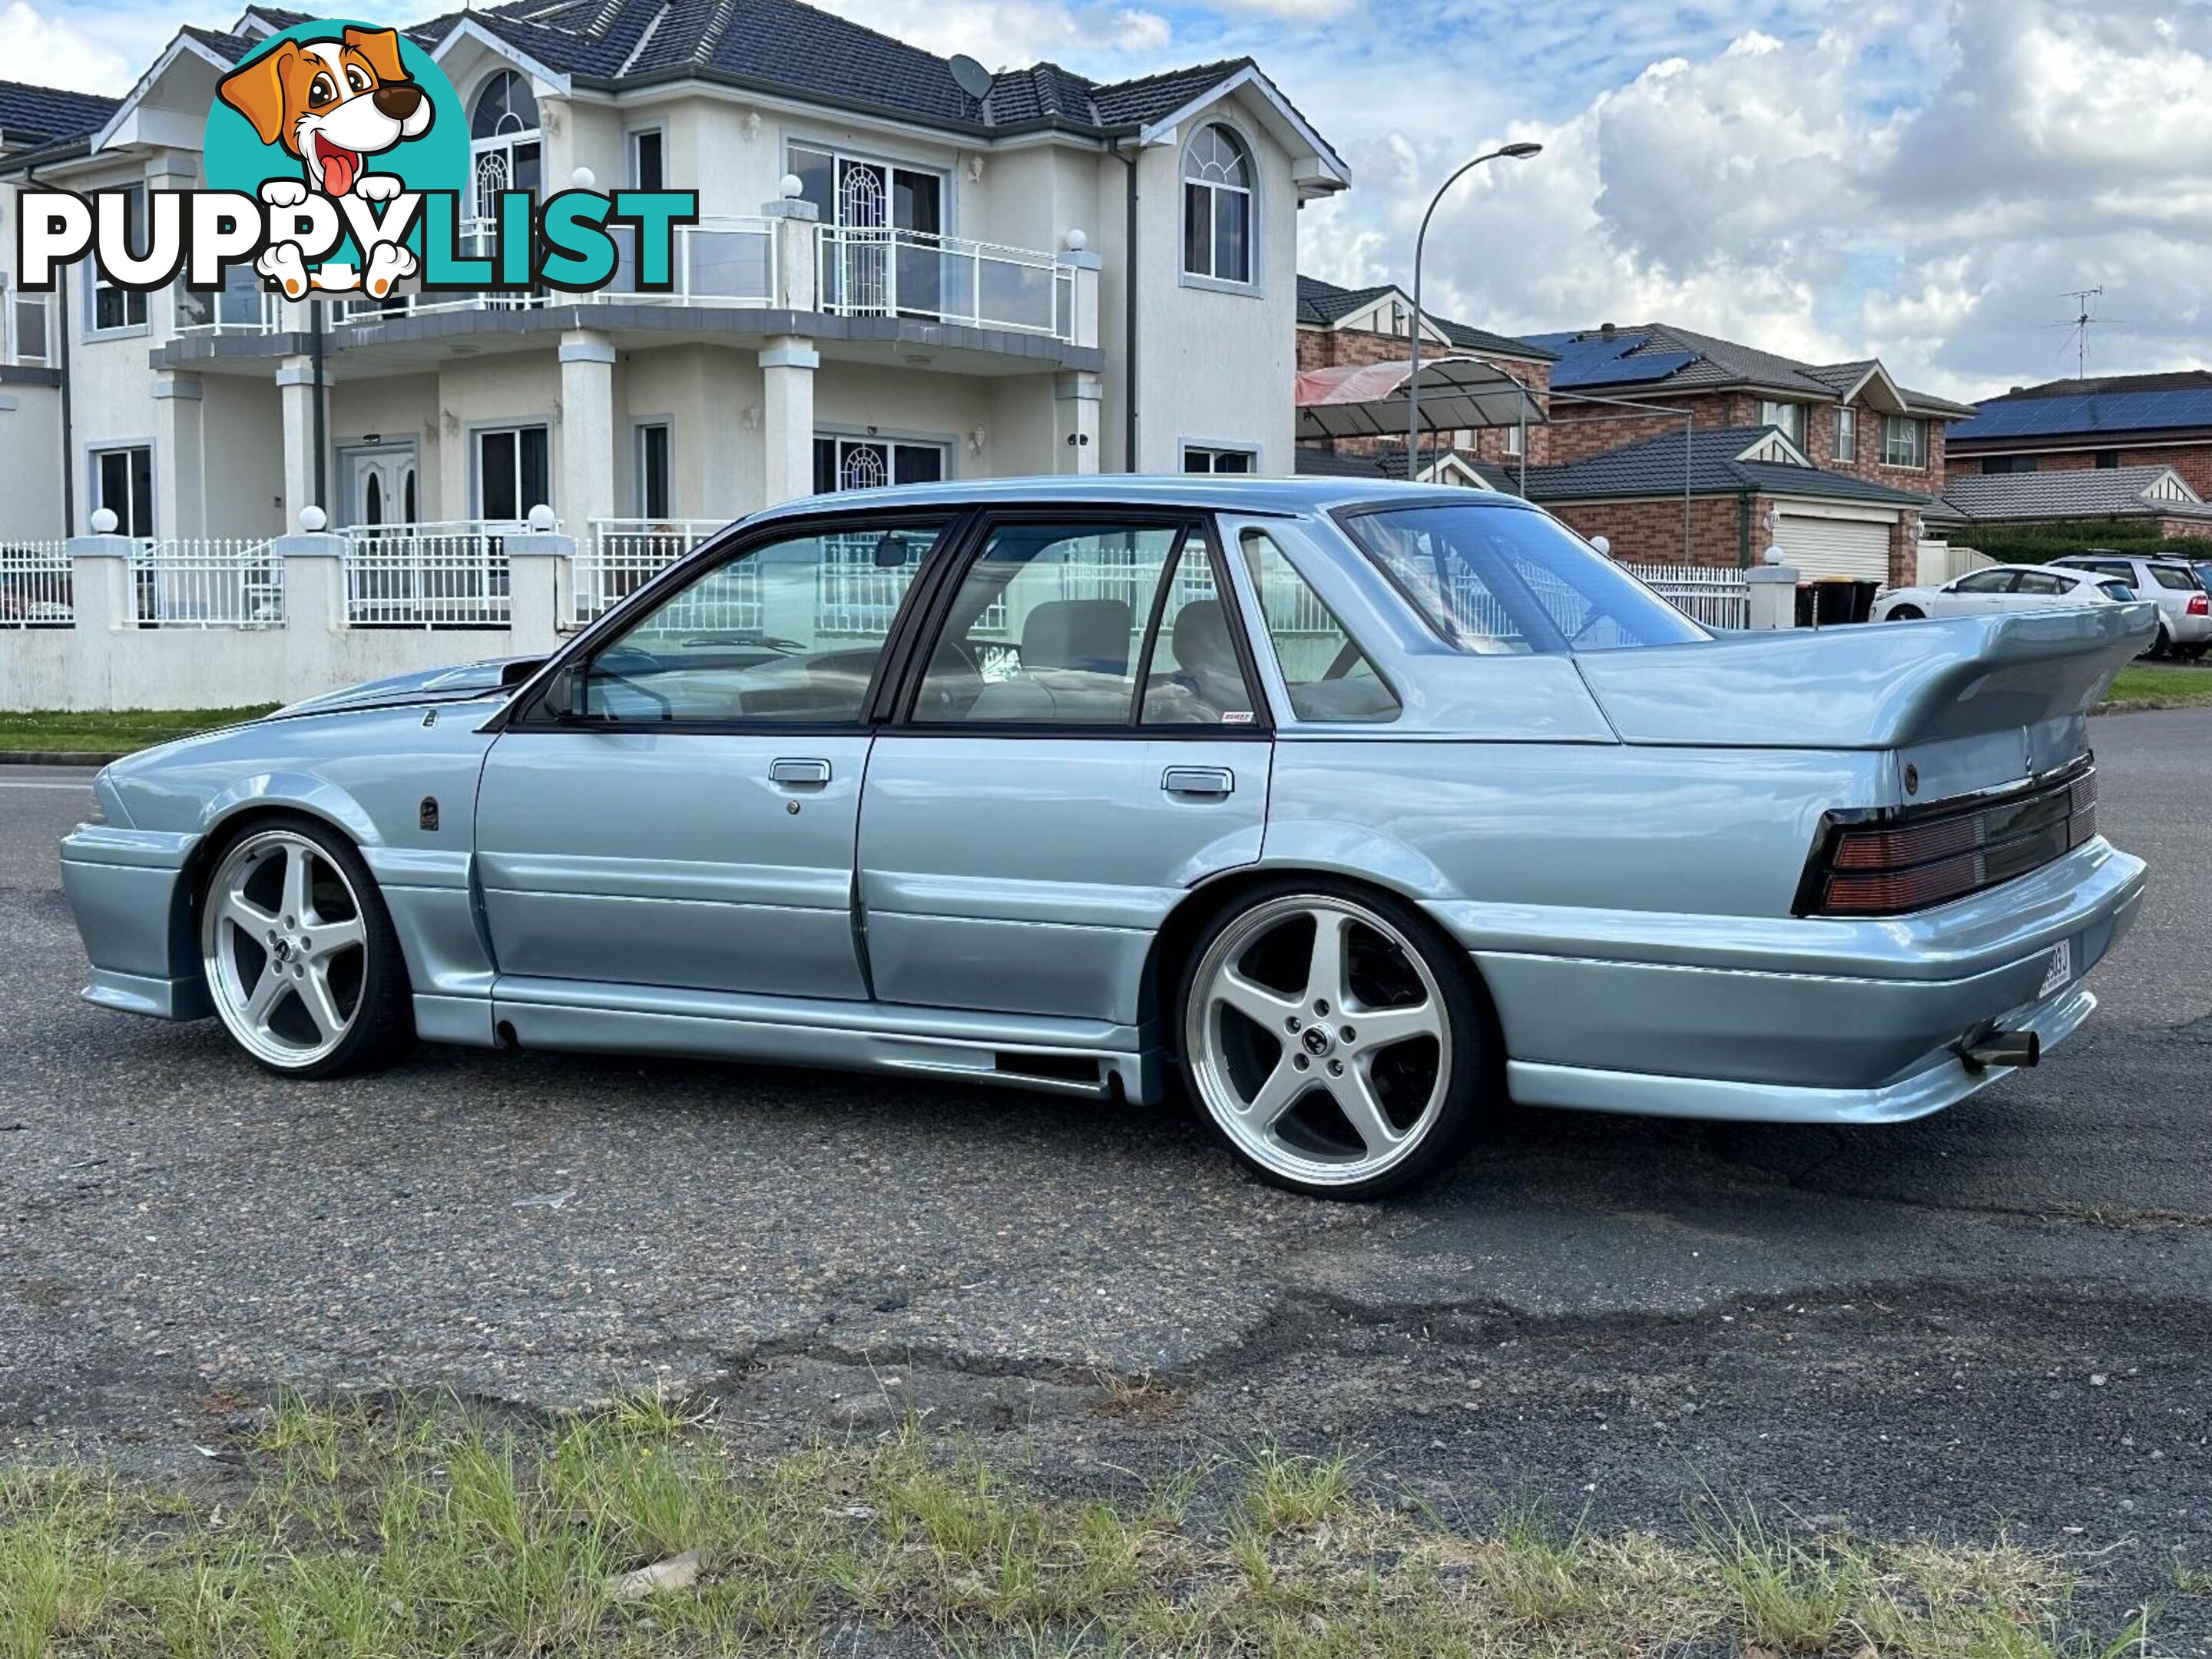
xmin=1775 ymin=512 xmax=1891 ymax=580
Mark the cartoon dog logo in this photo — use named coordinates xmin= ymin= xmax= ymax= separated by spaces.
xmin=217 ymin=27 xmax=433 ymax=297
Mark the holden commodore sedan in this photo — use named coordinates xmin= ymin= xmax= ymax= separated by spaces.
xmin=60 ymin=479 xmax=2151 ymax=1198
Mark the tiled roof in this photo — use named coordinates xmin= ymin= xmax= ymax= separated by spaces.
xmin=0 ymin=78 xmax=120 ymax=147
xmin=1522 ymin=322 xmax=1972 ymax=419
xmin=1931 ymin=466 xmax=2212 ymax=524
xmin=409 ymin=0 xmax=1275 ymax=142
xmin=1517 ymin=426 xmax=1930 ymax=508
xmin=1293 ymin=445 xmax=1518 ymax=491
xmin=1296 ymin=275 xmax=1555 ymax=363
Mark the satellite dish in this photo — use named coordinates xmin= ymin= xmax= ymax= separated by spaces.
xmin=949 ymin=54 xmax=995 ymax=102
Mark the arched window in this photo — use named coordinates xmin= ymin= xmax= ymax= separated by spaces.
xmin=469 ymin=71 xmax=541 ymax=217
xmin=1182 ymin=123 xmax=1253 ymax=285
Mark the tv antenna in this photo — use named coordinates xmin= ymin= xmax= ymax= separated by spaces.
xmin=2059 ymin=286 xmax=2104 ymax=380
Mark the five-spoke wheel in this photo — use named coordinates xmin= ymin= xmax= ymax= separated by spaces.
xmin=199 ymin=820 xmax=410 ymax=1075
xmin=1181 ymin=886 xmax=1489 ymax=1197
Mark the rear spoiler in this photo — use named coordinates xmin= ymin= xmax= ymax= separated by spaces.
xmin=1573 ymin=602 xmax=2157 ymax=750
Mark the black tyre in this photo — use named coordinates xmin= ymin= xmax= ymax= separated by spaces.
xmin=1886 ymin=604 xmax=1924 ymax=621
xmin=1175 ymin=877 xmax=1495 ymax=1199
xmin=197 ymin=814 xmax=415 ymax=1078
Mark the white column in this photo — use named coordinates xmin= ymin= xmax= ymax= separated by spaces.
xmin=1065 ymin=248 xmax=1101 ymax=349
xmin=274 ymin=525 xmax=349 ymax=704
xmin=763 ymin=196 xmax=820 ymax=313
xmin=1054 ymin=371 xmax=1101 ymax=475
xmin=152 ymin=371 xmax=204 ymax=538
xmin=66 ymin=531 xmax=134 ymax=710
xmin=760 ymin=336 xmax=818 ymax=506
xmin=1746 ymin=563 xmax=1800 ymax=630
xmin=558 ymin=329 xmax=616 ymax=535
xmin=503 ymin=529 xmax=575 ymax=657
xmin=276 ymin=356 xmax=325 ymax=527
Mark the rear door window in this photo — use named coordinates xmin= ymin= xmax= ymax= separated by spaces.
xmin=1237 ymin=529 xmax=1400 ymax=724
xmin=2151 ymin=565 xmax=2202 ymax=591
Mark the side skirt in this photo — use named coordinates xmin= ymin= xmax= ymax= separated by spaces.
xmin=485 ymin=975 xmax=1162 ymax=1103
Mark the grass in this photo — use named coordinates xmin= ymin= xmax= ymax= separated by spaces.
xmin=2100 ymin=662 xmax=2212 ymax=713
xmin=0 ymin=1389 xmax=2161 ymax=1658
xmin=0 ymin=705 xmax=280 ymax=755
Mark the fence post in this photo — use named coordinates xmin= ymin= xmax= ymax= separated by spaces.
xmin=505 ymin=520 xmax=575 ymax=657
xmin=1745 ymin=561 xmax=1800 ymax=630
xmin=275 ymin=515 xmax=350 ymax=700
xmin=65 ymin=525 xmax=133 ymax=711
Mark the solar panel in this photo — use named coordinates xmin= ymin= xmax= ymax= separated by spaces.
xmin=1541 ymin=333 xmax=1699 ymax=389
xmin=1957 ymin=388 xmax=2212 ymax=440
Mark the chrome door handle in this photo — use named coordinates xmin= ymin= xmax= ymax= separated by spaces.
xmin=1162 ymin=766 xmax=1234 ymax=797
xmin=769 ymin=757 xmax=833 ymax=786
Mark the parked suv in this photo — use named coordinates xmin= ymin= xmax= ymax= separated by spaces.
xmin=2051 ymin=553 xmax=2210 ymax=659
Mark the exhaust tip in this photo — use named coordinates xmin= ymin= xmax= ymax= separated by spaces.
xmin=1959 ymin=1028 xmax=2039 ymax=1074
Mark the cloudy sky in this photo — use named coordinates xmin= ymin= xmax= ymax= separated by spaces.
xmin=8 ymin=0 xmax=2205 ymax=399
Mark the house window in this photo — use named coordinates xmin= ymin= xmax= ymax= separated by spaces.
xmin=1183 ymin=444 xmax=1256 ymax=474
xmin=1982 ymin=455 xmax=2037 ymax=475
xmin=1833 ymin=407 xmax=1856 ymax=462
xmin=92 ymin=445 xmax=154 ymax=537
xmin=2095 ymin=450 xmax=2120 ymax=469
xmin=1757 ymin=399 xmax=1806 ymax=445
xmin=88 ymin=184 xmax=150 ymax=333
xmin=790 ymin=144 xmax=946 ymax=318
xmin=813 ymin=435 xmax=945 ymax=493
xmin=635 ymin=423 xmax=671 ymax=518
xmin=1882 ymin=415 xmax=1926 ymax=469
xmin=1181 ymin=124 xmax=1253 ymax=286
xmin=5 ymin=284 xmax=50 ymax=364
xmin=628 ymin=127 xmax=665 ymax=192
xmin=1503 ymin=422 xmax=1525 ymax=458
xmin=469 ymin=71 xmax=541 ymax=217
xmin=475 ymin=425 xmax=550 ymax=522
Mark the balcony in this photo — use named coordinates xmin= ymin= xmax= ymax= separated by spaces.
xmin=816 ymin=225 xmax=1078 ymax=341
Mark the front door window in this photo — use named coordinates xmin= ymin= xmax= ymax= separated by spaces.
xmin=345 ymin=446 xmax=419 ymax=528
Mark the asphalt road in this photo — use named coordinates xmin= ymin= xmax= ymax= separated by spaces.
xmin=3 ymin=712 xmax=2208 ymax=1642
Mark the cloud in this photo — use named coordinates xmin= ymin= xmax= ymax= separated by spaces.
xmin=0 ymin=0 xmax=137 ymax=94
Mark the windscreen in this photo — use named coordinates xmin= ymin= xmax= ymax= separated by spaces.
xmin=1340 ymin=502 xmax=1710 ymax=653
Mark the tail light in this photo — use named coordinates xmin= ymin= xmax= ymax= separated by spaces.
xmin=1798 ymin=763 xmax=2098 ymax=916
xmin=2190 ymin=594 xmax=2208 ymax=617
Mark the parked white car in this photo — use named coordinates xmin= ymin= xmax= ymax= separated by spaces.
xmin=1873 ymin=564 xmax=2138 ymax=624
xmin=2048 ymin=554 xmax=2212 ymax=661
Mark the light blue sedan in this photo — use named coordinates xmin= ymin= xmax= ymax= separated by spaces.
xmin=59 ymin=478 xmax=2151 ymax=1197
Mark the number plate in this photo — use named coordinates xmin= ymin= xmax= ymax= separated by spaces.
xmin=2038 ymin=939 xmax=2074 ymax=999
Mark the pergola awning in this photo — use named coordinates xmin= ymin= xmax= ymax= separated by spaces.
xmin=1294 ymin=355 xmax=1543 ymax=441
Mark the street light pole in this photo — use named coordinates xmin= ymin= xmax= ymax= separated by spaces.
xmin=1407 ymin=141 xmax=1541 ymax=476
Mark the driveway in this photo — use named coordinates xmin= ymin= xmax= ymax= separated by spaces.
xmin=3 ymin=713 xmax=2207 ymax=1641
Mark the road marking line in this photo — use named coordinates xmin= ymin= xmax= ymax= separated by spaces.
xmin=0 ymin=780 xmax=94 ymax=790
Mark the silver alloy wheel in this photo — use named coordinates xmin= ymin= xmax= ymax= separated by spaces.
xmin=1186 ymin=893 xmax=1452 ymax=1188
xmin=200 ymin=828 xmax=369 ymax=1069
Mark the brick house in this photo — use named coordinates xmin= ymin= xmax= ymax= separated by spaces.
xmin=1946 ymin=371 xmax=2212 ymax=498
xmin=1295 ymin=275 xmax=1555 ymax=466
xmin=1520 ymin=324 xmax=1975 ymax=584
xmin=1926 ymin=465 xmax=2212 ymax=543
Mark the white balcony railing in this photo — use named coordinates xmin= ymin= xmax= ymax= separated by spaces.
xmin=133 ymin=539 xmax=284 ymax=628
xmin=574 ymin=518 xmax=727 ymax=625
xmin=341 ymin=521 xmax=514 ymax=628
xmin=0 ymin=540 xmax=71 ymax=625
xmin=816 ymin=224 xmax=1075 ymax=341
xmin=174 ymin=277 xmax=282 ymax=337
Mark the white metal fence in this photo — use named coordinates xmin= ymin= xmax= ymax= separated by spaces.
xmin=1621 ymin=561 xmax=1751 ymax=629
xmin=132 ymin=540 xmax=283 ymax=628
xmin=816 ymin=225 xmax=1075 ymax=340
xmin=0 ymin=541 xmax=71 ymax=626
xmin=574 ymin=519 xmax=725 ymax=624
xmin=342 ymin=523 xmax=512 ymax=628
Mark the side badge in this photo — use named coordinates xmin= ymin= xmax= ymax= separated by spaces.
xmin=420 ymin=796 xmax=441 ymax=832
xmin=422 ymin=708 xmax=438 ymax=727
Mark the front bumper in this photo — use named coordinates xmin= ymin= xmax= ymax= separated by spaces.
xmin=58 ymin=824 xmax=209 ymax=1020
xmin=1429 ymin=837 xmax=2145 ymax=1124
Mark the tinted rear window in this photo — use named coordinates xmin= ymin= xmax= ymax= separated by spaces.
xmin=2099 ymin=581 xmax=2139 ymax=602
xmin=2151 ymin=565 xmax=2204 ymax=591
xmin=1339 ymin=504 xmax=1709 ymax=653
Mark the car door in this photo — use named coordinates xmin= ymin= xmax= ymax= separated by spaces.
xmin=856 ymin=512 xmax=1270 ymax=1022
xmin=474 ymin=514 xmax=955 ymax=998
xmin=2006 ymin=568 xmax=2071 ymax=611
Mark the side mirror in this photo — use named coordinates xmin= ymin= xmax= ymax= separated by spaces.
xmin=537 ymin=663 xmax=581 ymax=720
xmin=873 ymin=535 xmax=909 ymax=570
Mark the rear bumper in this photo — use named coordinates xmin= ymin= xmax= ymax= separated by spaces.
xmin=58 ymin=824 xmax=209 ymax=1020
xmin=1428 ymin=837 xmax=2145 ymax=1124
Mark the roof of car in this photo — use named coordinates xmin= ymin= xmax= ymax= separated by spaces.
xmin=746 ymin=473 xmax=1547 ymax=525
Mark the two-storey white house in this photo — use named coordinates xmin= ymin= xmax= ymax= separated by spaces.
xmin=0 ymin=0 xmax=1346 ymax=563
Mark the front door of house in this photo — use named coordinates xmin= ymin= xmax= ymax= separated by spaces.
xmin=343 ymin=445 xmax=418 ymax=530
